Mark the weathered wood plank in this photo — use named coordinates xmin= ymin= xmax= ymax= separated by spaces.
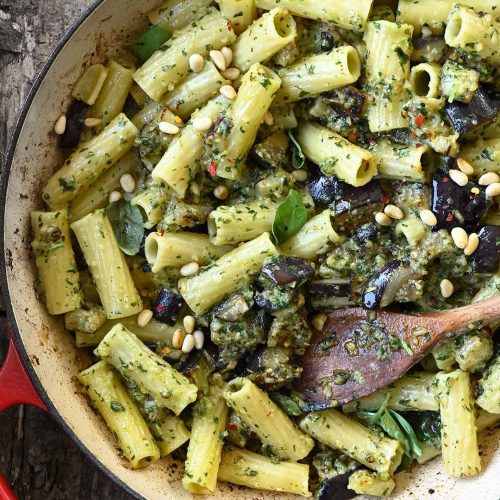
xmin=0 ymin=1 xmax=134 ymax=497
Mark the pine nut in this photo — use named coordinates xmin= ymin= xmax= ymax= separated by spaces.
xmin=172 ymin=328 xmax=186 ymax=349
xmin=84 ymin=117 xmax=102 ymax=128
xmin=264 ymin=111 xmax=274 ymax=126
xmin=485 ymin=182 xmax=500 ymax=197
xmin=214 ymin=185 xmax=229 ymax=200
xmin=109 ymin=190 xmax=122 ymax=203
xmin=137 ymin=309 xmax=153 ymax=327
xmin=440 ymin=279 xmax=454 ymax=298
xmin=120 ymin=173 xmax=136 ymax=193
xmin=183 ymin=315 xmax=196 ymax=334
xmin=221 ymin=47 xmax=233 ymax=66
xmin=190 ymin=181 xmax=201 ymax=197
xmin=384 ymin=204 xmax=404 ymax=220
xmin=193 ymin=330 xmax=205 ymax=350
xmin=419 ymin=209 xmax=437 ymax=226
xmin=159 ymin=121 xmax=180 ymax=135
xmin=464 ymin=232 xmax=479 ymax=256
xmin=311 ymin=313 xmax=327 ymax=331
xmin=54 ymin=114 xmax=67 ymax=135
xmin=478 ymin=172 xmax=500 ymax=186
xmin=180 ymin=262 xmax=199 ymax=276
xmin=451 ymin=227 xmax=468 ymax=249
xmin=189 ymin=53 xmax=204 ymax=73
xmin=292 ymin=169 xmax=308 ymax=182
xmin=210 ymin=50 xmax=227 ymax=71
xmin=221 ymin=67 xmax=241 ymax=80
xmin=192 ymin=117 xmax=213 ymax=131
xmin=375 ymin=212 xmax=392 ymax=226
xmin=456 ymin=158 xmax=474 ymax=176
xmin=182 ymin=334 xmax=195 ymax=353
xmin=449 ymin=169 xmax=468 ymax=187
xmin=220 ymin=85 xmax=237 ymax=100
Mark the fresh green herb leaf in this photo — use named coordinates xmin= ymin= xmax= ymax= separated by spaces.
xmin=272 ymin=189 xmax=308 ymax=244
xmin=288 ymin=131 xmax=305 ymax=169
xmin=402 ymin=411 xmax=441 ymax=449
xmin=269 ymin=392 xmax=303 ymax=416
xmin=389 ymin=410 xmax=422 ymax=459
xmin=106 ymin=199 xmax=144 ymax=256
xmin=132 ymin=25 xmax=172 ymax=64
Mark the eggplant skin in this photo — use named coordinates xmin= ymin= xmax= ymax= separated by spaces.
xmin=261 ymin=256 xmax=314 ymax=285
xmin=153 ymin=288 xmax=184 ymax=325
xmin=362 ymin=260 xmax=404 ymax=310
xmin=317 ymin=474 xmax=356 ymax=500
xmin=431 ymin=168 xmax=488 ymax=232
xmin=59 ymin=100 xmax=88 ymax=149
xmin=334 ymin=178 xmax=385 ymax=216
xmin=446 ymin=87 xmax=497 ymax=135
xmin=470 ymin=226 xmax=500 ymax=273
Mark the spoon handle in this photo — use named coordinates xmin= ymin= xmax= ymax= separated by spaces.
xmin=432 ymin=296 xmax=500 ymax=335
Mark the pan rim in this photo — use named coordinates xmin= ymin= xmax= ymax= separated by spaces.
xmin=0 ymin=1 xmax=144 ymax=498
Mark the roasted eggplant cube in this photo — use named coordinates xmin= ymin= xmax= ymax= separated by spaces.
xmin=308 ymin=278 xmax=352 ymax=310
xmin=248 ymin=131 xmax=289 ymax=169
xmin=307 ymin=171 xmax=337 ymax=207
xmin=446 ymin=87 xmax=497 ymax=135
xmin=470 ymin=225 xmax=500 ymax=273
xmin=353 ymin=223 xmax=378 ymax=245
xmin=431 ymin=169 xmax=488 ymax=232
xmin=411 ymin=36 xmax=447 ymax=64
xmin=213 ymin=293 xmax=251 ymax=322
xmin=261 ymin=256 xmax=314 ymax=285
xmin=322 ymin=86 xmax=367 ymax=120
xmin=59 ymin=100 xmax=88 ymax=149
xmin=153 ymin=288 xmax=184 ymax=325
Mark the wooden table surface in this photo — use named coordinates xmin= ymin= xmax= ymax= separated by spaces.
xmin=0 ymin=1 xmax=132 ymax=498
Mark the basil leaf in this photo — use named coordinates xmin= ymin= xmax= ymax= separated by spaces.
xmin=288 ymin=131 xmax=305 ymax=169
xmin=378 ymin=411 xmax=412 ymax=456
xmin=272 ymin=189 xmax=308 ymax=244
xmin=132 ymin=25 xmax=172 ymax=64
xmin=389 ymin=410 xmax=423 ymax=459
xmin=269 ymin=392 xmax=303 ymax=416
xmin=106 ymin=199 xmax=144 ymax=256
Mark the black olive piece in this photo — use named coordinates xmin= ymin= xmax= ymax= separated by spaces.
xmin=317 ymin=473 xmax=357 ymax=500
xmin=362 ymin=260 xmax=414 ymax=310
xmin=153 ymin=288 xmax=184 ymax=325
xmin=470 ymin=225 xmax=500 ymax=273
xmin=445 ymin=87 xmax=497 ymax=135
xmin=320 ymin=32 xmax=334 ymax=51
xmin=307 ymin=171 xmax=337 ymax=207
xmin=431 ymin=169 xmax=488 ymax=232
xmin=59 ymin=100 xmax=88 ymax=149
xmin=261 ymin=256 xmax=314 ymax=286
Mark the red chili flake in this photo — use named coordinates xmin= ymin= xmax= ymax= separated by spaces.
xmin=416 ymin=143 xmax=422 ymax=148
xmin=381 ymin=195 xmax=389 ymax=204
xmin=446 ymin=214 xmax=454 ymax=222
xmin=227 ymin=157 xmax=234 ymax=164
xmin=227 ymin=25 xmax=233 ymax=31
xmin=415 ymin=114 xmax=425 ymax=127
xmin=208 ymin=162 xmax=217 ymax=176
xmin=226 ymin=424 xmax=238 ymax=431
xmin=443 ymin=176 xmax=449 ymax=183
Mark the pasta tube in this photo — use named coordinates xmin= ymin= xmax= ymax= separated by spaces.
xmin=71 ymin=63 xmax=108 ymax=105
xmin=208 ymin=200 xmax=278 ymax=245
xmin=460 ymin=137 xmax=500 ymax=176
xmin=273 ymin=47 xmax=361 ymax=105
xmin=300 ymin=410 xmax=403 ymax=478
xmin=150 ymin=412 xmax=191 ymax=457
xmin=297 ymin=122 xmax=377 ymax=187
xmin=446 ymin=3 xmax=500 ymax=64
xmin=212 ymin=64 xmax=281 ymax=180
xmin=162 ymin=61 xmax=228 ymax=120
xmin=232 ymin=8 xmax=297 ymax=72
xmin=68 ymin=150 xmax=140 ymax=222
xmin=183 ymin=384 xmax=229 ymax=493
xmin=145 ymin=231 xmax=234 ymax=272
xmin=223 ymin=378 xmax=314 ymax=461
xmin=149 ymin=0 xmax=212 ymax=31
xmin=348 ymin=470 xmax=395 ymax=497
xmin=279 ymin=209 xmax=342 ymax=260
xmin=218 ymin=448 xmax=311 ymax=497
xmin=370 ymin=139 xmax=432 ymax=182
xmin=95 ymin=324 xmax=198 ymax=415
xmin=216 ymin=0 xmax=256 ymax=33
xmin=71 ymin=210 xmax=142 ymax=319
xmin=42 ymin=113 xmax=138 ymax=209
xmin=255 ymin=0 xmax=373 ymax=31
xmin=178 ymin=232 xmax=278 ymax=314
xmin=434 ymin=370 xmax=481 ymax=477
xmin=410 ymin=63 xmax=441 ymax=99
xmin=476 ymin=356 xmax=500 ymax=414
xmin=152 ymin=95 xmax=230 ymax=197
xmin=31 ymin=209 xmax=82 ymax=315
xmin=131 ymin=181 xmax=169 ymax=229
xmin=78 ymin=361 xmax=160 ymax=468
xmin=363 ymin=21 xmax=413 ymax=132
xmin=88 ymin=60 xmax=135 ymax=130
xmin=134 ymin=8 xmax=237 ymax=101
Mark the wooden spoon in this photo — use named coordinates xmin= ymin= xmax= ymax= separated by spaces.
xmin=295 ymin=296 xmax=500 ymax=411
